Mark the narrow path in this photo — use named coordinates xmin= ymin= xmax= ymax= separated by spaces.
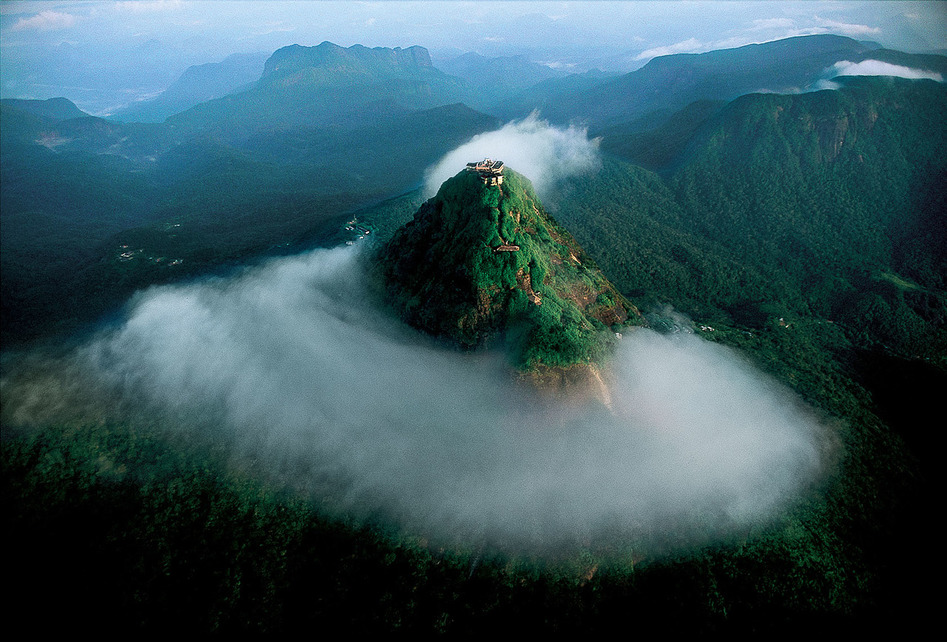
xmin=589 ymin=365 xmax=614 ymax=412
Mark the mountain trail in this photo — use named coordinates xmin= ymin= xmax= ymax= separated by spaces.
xmin=589 ymin=364 xmax=614 ymax=412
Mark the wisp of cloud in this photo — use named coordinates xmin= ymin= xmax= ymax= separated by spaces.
xmin=424 ymin=112 xmax=601 ymax=197
xmin=814 ymin=59 xmax=945 ymax=90
xmin=2 ymin=245 xmax=827 ymax=553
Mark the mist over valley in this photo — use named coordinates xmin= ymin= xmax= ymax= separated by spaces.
xmin=2 ymin=238 xmax=828 ymax=554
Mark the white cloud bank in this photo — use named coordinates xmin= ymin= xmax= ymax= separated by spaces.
xmin=111 ymin=0 xmax=184 ymax=14
xmin=11 ymin=10 xmax=77 ymax=32
xmin=812 ymin=59 xmax=944 ymax=91
xmin=635 ymin=37 xmax=704 ymax=61
xmin=828 ymin=59 xmax=944 ymax=82
xmin=424 ymin=113 xmax=601 ymax=197
xmin=632 ymin=16 xmax=883 ymax=64
xmin=2 ymin=245 xmax=828 ymax=552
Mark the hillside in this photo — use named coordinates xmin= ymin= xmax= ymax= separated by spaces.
xmin=0 ymin=95 xmax=498 ymax=347
xmin=548 ymin=76 xmax=946 ymax=365
xmin=375 ymin=165 xmax=638 ymax=373
xmin=674 ymin=76 xmax=947 ymax=359
xmin=0 ymin=97 xmax=89 ymax=121
xmin=110 ymin=52 xmax=269 ymax=123
xmin=514 ymin=34 xmax=946 ymax=132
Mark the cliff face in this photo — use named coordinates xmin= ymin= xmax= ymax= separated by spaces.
xmin=375 ymin=166 xmax=640 ymax=372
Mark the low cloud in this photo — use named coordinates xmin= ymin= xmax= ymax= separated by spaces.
xmin=635 ymin=37 xmax=704 ymax=61
xmin=631 ymin=16 xmax=884 ymax=66
xmin=827 ymin=59 xmax=943 ymax=82
xmin=815 ymin=18 xmax=881 ymax=38
xmin=2 ymin=246 xmax=828 ymax=553
xmin=423 ymin=112 xmax=601 ymax=197
xmin=111 ymin=0 xmax=184 ymax=14
xmin=11 ymin=10 xmax=77 ymax=32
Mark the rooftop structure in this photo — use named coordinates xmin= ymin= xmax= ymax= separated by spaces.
xmin=466 ymin=158 xmax=504 ymax=186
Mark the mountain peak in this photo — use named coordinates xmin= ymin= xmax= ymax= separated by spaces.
xmin=168 ymin=41 xmax=462 ymax=134
xmin=374 ymin=165 xmax=639 ymax=373
xmin=262 ymin=41 xmax=433 ymax=82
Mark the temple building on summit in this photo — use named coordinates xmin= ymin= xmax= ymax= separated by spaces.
xmin=466 ymin=159 xmax=504 ymax=185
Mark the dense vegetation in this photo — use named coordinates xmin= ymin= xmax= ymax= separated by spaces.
xmin=2 ymin=37 xmax=945 ymax=634
xmin=551 ymin=77 xmax=946 ymax=370
xmin=0 ymin=99 xmax=498 ymax=347
xmin=376 ymin=168 xmax=636 ymax=370
xmin=2 ymin=417 xmax=928 ymax=635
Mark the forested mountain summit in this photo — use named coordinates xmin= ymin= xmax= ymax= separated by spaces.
xmin=375 ymin=165 xmax=638 ymax=376
xmin=262 ymin=41 xmax=437 ymax=81
xmin=166 ymin=41 xmax=466 ymax=135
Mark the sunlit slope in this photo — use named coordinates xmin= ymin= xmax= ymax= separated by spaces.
xmin=675 ymin=76 xmax=947 ymax=355
xmin=553 ymin=76 xmax=946 ymax=363
xmin=376 ymin=167 xmax=640 ymax=370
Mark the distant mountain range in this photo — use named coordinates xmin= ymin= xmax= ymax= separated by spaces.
xmin=502 ymin=34 xmax=947 ymax=131
xmin=110 ymin=52 xmax=270 ymax=124
xmin=7 ymin=34 xmax=943 ymax=156
xmin=435 ymin=52 xmax=572 ymax=111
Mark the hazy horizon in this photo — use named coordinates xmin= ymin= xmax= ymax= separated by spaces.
xmin=2 ymin=1 xmax=944 ymax=115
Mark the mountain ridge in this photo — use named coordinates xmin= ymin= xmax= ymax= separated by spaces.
xmin=508 ymin=34 xmax=946 ymax=132
xmin=0 ymin=97 xmax=89 ymax=121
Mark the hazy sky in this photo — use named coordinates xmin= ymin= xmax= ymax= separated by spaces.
xmin=3 ymin=1 xmax=944 ymax=57
xmin=2 ymin=1 xmax=945 ymax=110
